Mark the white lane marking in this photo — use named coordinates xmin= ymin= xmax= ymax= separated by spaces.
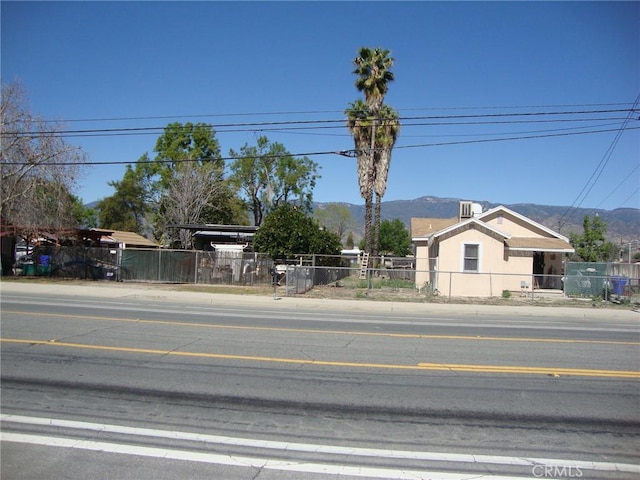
xmin=2 ymin=414 xmax=638 ymax=474
xmin=0 ymin=432 xmax=546 ymax=480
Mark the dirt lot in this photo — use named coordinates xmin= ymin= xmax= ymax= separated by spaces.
xmin=3 ymin=276 xmax=637 ymax=311
xmin=295 ymin=282 xmax=638 ymax=309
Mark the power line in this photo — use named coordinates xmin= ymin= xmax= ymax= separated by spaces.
xmin=11 ymin=116 xmax=631 ymax=139
xmin=594 ymin=164 xmax=640 ymax=209
xmin=619 ymin=187 xmax=640 ymax=208
xmin=35 ymin=102 xmax=636 ymax=124
xmin=4 ymin=108 xmax=636 ymax=138
xmin=558 ymin=94 xmax=640 ymax=227
xmin=392 ymin=125 xmax=640 ymax=151
xmin=4 ymin=124 xmax=638 ymax=167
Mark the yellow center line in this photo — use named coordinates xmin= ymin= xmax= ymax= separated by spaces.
xmin=3 ymin=311 xmax=639 ymax=346
xmin=2 ymin=338 xmax=639 ymax=379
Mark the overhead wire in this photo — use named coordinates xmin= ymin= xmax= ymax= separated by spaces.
xmin=558 ymin=93 xmax=640 ymax=227
xmin=594 ymin=164 xmax=640 ymax=209
xmin=3 ymin=102 xmax=638 ymax=211
xmin=3 ymin=108 xmax=635 ymax=138
xmin=33 ymin=102 xmax=635 ymax=124
xmin=4 ymin=124 xmax=638 ymax=166
xmin=619 ymin=187 xmax=640 ymax=208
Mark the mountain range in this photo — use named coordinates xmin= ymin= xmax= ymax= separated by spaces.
xmin=87 ymin=196 xmax=639 ymax=243
xmin=318 ymin=196 xmax=640 ymax=243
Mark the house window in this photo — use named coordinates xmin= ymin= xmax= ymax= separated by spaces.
xmin=463 ymin=244 xmax=479 ymax=272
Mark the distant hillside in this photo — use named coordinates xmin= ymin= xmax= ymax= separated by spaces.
xmin=314 ymin=196 xmax=640 ymax=243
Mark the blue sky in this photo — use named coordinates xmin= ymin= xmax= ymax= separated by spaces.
xmin=2 ymin=1 xmax=639 ymax=217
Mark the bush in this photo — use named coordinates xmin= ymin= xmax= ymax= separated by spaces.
xmin=502 ymin=289 xmax=512 ymax=299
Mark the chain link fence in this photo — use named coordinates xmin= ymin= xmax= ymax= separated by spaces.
xmin=11 ymin=247 xmax=640 ymax=302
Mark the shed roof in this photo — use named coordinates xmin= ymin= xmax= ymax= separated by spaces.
xmin=89 ymin=229 xmax=158 ymax=248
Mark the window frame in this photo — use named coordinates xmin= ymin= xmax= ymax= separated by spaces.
xmin=462 ymin=242 xmax=481 ymax=273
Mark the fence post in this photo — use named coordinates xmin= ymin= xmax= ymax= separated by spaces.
xmin=194 ymin=250 xmax=198 ymax=284
xmin=489 ymin=272 xmax=493 ymax=297
xmin=531 ymin=273 xmax=535 ymax=304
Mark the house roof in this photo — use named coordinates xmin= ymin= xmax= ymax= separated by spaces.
xmin=411 ymin=217 xmax=458 ymax=239
xmin=477 ymin=205 xmax=571 ymax=242
xmin=506 ymin=237 xmax=574 ymax=253
xmin=412 ymin=204 xmax=572 ymax=251
xmin=431 ymin=217 xmax=511 ymax=241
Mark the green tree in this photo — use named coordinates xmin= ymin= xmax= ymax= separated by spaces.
xmin=345 ymin=231 xmax=355 ymax=249
xmin=314 ymin=203 xmax=355 ymax=243
xmin=378 ymin=219 xmax=411 ymax=256
xmin=70 ymin=196 xmax=98 ymax=229
xmin=358 ymin=219 xmax=411 ymax=256
xmin=136 ymin=123 xmax=246 ymax=244
xmin=150 ymin=122 xmax=224 ymax=190
xmin=150 ymin=122 xmax=232 ymax=230
xmin=229 ymin=136 xmax=319 ymax=226
xmin=569 ymin=215 xmax=616 ymax=262
xmin=253 ymin=204 xmax=342 ymax=263
xmin=98 ymin=162 xmax=150 ymax=234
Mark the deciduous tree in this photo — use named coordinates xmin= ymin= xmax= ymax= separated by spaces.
xmin=253 ymin=204 xmax=342 ymax=263
xmin=314 ymin=203 xmax=355 ymax=243
xmin=229 ymin=136 xmax=319 ymax=226
xmin=158 ymin=161 xmax=230 ymax=249
xmin=1 ymin=81 xmax=87 ymax=231
xmin=1 ymin=81 xmax=87 ymax=274
xmin=569 ymin=215 xmax=616 ymax=262
xmin=98 ymin=162 xmax=150 ymax=234
xmin=377 ymin=218 xmax=411 ymax=256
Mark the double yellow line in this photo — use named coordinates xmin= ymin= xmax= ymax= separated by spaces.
xmin=2 ymin=338 xmax=639 ymax=379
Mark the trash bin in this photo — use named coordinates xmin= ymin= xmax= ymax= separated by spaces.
xmin=611 ymin=277 xmax=628 ymax=296
xmin=37 ymin=255 xmax=51 ymax=275
xmin=22 ymin=262 xmax=35 ymax=276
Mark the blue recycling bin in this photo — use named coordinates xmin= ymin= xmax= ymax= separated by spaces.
xmin=611 ymin=277 xmax=627 ymax=296
xmin=37 ymin=255 xmax=51 ymax=275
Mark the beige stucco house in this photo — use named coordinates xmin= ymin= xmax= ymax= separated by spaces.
xmin=412 ymin=201 xmax=574 ymax=297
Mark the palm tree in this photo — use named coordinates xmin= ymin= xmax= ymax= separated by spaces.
xmin=372 ymin=105 xmax=400 ymax=257
xmin=345 ymin=100 xmax=374 ymax=252
xmin=353 ymin=47 xmax=395 ymax=113
xmin=351 ymin=47 xmax=395 ymax=255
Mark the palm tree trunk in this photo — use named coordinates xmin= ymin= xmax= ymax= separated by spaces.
xmin=373 ymin=192 xmax=381 ymax=258
xmin=364 ymin=193 xmax=373 ymax=255
xmin=365 ymin=122 xmax=376 ymax=255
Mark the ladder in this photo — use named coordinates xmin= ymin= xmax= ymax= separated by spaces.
xmin=359 ymin=252 xmax=370 ymax=280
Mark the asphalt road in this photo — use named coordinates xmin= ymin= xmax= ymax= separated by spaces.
xmin=1 ymin=282 xmax=639 ymax=479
